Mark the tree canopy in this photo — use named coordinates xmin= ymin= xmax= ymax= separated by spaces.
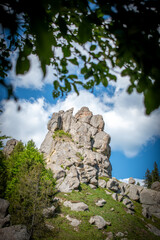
xmin=0 ymin=0 xmax=160 ymax=114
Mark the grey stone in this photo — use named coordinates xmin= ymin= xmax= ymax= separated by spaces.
xmin=95 ymin=199 xmax=106 ymax=207
xmin=105 ymin=190 xmax=112 ymax=195
xmin=75 ymin=107 xmax=93 ymax=123
xmin=123 ymin=198 xmax=134 ymax=210
xmin=66 ymin=215 xmax=81 ymax=227
xmin=90 ymin=115 xmax=104 ymax=131
xmin=105 ymin=231 xmax=113 ymax=240
xmin=89 ymin=215 xmax=107 ymax=229
xmin=112 ymin=193 xmax=118 ymax=201
xmin=0 ymin=214 xmax=10 ymax=228
xmin=140 ymin=189 xmax=160 ymax=205
xmin=107 ymin=179 xmax=119 ymax=192
xmin=147 ymin=224 xmax=160 ymax=236
xmin=43 ymin=206 xmax=56 ymax=218
xmin=3 ymin=139 xmax=19 ymax=157
xmin=98 ymin=179 xmax=107 ymax=188
xmin=151 ymin=181 xmax=160 ymax=191
xmin=63 ymin=201 xmax=89 ymax=211
xmin=0 ymin=225 xmax=30 ymax=240
xmin=0 ymin=199 xmax=9 ymax=219
xmin=126 ymin=185 xmax=140 ymax=201
xmin=128 ymin=177 xmax=135 ymax=185
xmin=115 ymin=232 xmax=125 ymax=237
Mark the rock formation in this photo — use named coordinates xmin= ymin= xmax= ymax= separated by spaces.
xmin=40 ymin=107 xmax=112 ymax=192
xmin=3 ymin=139 xmax=19 ymax=157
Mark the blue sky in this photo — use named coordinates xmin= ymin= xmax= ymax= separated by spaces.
xmin=0 ymin=54 xmax=160 ymax=180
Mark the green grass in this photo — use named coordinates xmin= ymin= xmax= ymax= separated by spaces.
xmin=52 ymin=130 xmax=72 ymax=140
xmin=40 ymin=184 xmax=160 ymax=240
xmin=76 ymin=152 xmax=84 ymax=161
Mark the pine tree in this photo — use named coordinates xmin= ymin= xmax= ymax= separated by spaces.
xmin=144 ymin=169 xmax=152 ymax=188
xmin=152 ymin=162 xmax=160 ymax=183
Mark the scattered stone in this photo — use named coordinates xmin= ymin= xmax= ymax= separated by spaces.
xmin=98 ymin=179 xmax=107 ymax=188
xmin=105 ymin=231 xmax=113 ymax=240
xmin=146 ymin=224 xmax=160 ymax=236
xmin=89 ymin=215 xmax=107 ymax=229
xmin=106 ymin=221 xmax=111 ymax=226
xmin=129 ymin=177 xmax=135 ymax=185
xmin=123 ymin=198 xmax=134 ymax=213
xmin=89 ymin=184 xmax=97 ymax=189
xmin=63 ymin=201 xmax=89 ymax=211
xmin=115 ymin=232 xmax=125 ymax=237
xmin=43 ymin=206 xmax=56 ymax=218
xmin=151 ymin=181 xmax=160 ymax=191
xmin=0 ymin=225 xmax=30 ymax=240
xmin=95 ymin=199 xmax=106 ymax=207
xmin=110 ymin=208 xmax=115 ymax=211
xmin=45 ymin=224 xmax=55 ymax=231
xmin=112 ymin=193 xmax=118 ymax=201
xmin=66 ymin=215 xmax=81 ymax=227
xmin=105 ymin=190 xmax=112 ymax=195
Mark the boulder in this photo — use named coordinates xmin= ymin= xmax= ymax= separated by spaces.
xmin=89 ymin=215 xmax=107 ymax=229
xmin=66 ymin=215 xmax=81 ymax=227
xmin=123 ymin=198 xmax=134 ymax=211
xmin=0 ymin=225 xmax=30 ymax=240
xmin=43 ymin=206 xmax=56 ymax=218
xmin=0 ymin=199 xmax=9 ymax=219
xmin=146 ymin=224 xmax=160 ymax=236
xmin=151 ymin=181 xmax=160 ymax=191
xmin=140 ymin=189 xmax=160 ymax=205
xmin=63 ymin=201 xmax=89 ymax=212
xmin=112 ymin=193 xmax=118 ymax=201
xmin=126 ymin=185 xmax=140 ymax=201
xmin=95 ymin=199 xmax=106 ymax=207
xmin=0 ymin=215 xmax=10 ymax=228
xmin=98 ymin=179 xmax=107 ymax=188
xmin=107 ymin=179 xmax=119 ymax=192
xmin=128 ymin=177 xmax=135 ymax=185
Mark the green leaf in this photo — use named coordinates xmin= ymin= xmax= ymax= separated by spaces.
xmin=62 ymin=46 xmax=71 ymax=58
xmin=102 ymin=77 xmax=108 ymax=87
xmin=68 ymin=75 xmax=78 ymax=80
xmin=53 ymin=80 xmax=59 ymax=90
xmin=69 ymin=58 xmax=79 ymax=66
xmin=90 ymin=45 xmax=96 ymax=51
xmin=72 ymin=83 xmax=79 ymax=95
xmin=57 ymin=15 xmax=68 ymax=36
xmin=16 ymin=53 xmax=30 ymax=75
xmin=78 ymin=19 xmax=92 ymax=44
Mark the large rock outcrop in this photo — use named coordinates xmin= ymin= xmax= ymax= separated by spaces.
xmin=40 ymin=107 xmax=112 ymax=192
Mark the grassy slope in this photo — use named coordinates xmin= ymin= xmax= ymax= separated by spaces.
xmin=43 ymin=184 xmax=160 ymax=240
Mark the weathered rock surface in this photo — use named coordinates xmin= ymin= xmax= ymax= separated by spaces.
xmin=0 ymin=199 xmax=29 ymax=240
xmin=95 ymin=199 xmax=106 ymax=207
xmin=3 ymin=139 xmax=19 ymax=157
xmin=40 ymin=107 xmax=112 ymax=192
xmin=107 ymin=179 xmax=119 ymax=192
xmin=128 ymin=177 xmax=135 ymax=185
xmin=0 ymin=225 xmax=30 ymax=240
xmin=89 ymin=215 xmax=107 ymax=229
xmin=63 ymin=201 xmax=89 ymax=211
xmin=66 ymin=215 xmax=81 ymax=227
xmin=43 ymin=206 xmax=56 ymax=218
xmin=151 ymin=181 xmax=160 ymax=191
xmin=146 ymin=223 xmax=160 ymax=236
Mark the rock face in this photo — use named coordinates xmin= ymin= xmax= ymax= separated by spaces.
xmin=3 ymin=139 xmax=19 ymax=157
xmin=151 ymin=181 xmax=160 ymax=191
xmin=0 ymin=199 xmax=29 ymax=240
xmin=40 ymin=107 xmax=112 ymax=192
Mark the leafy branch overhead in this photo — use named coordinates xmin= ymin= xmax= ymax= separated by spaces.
xmin=0 ymin=0 xmax=160 ymax=114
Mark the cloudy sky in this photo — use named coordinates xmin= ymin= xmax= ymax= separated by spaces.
xmin=0 ymin=54 xmax=160 ymax=180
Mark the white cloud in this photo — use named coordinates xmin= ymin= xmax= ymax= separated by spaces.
xmin=1 ymin=74 xmax=160 ymax=157
xmin=0 ymin=98 xmax=53 ymax=148
xmin=119 ymin=178 xmax=145 ymax=187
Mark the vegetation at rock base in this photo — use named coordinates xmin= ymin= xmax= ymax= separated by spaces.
xmin=52 ymin=130 xmax=72 ymax=140
xmin=0 ymin=140 xmax=56 ymax=239
xmin=144 ymin=161 xmax=160 ymax=188
xmin=0 ymin=0 xmax=160 ymax=114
